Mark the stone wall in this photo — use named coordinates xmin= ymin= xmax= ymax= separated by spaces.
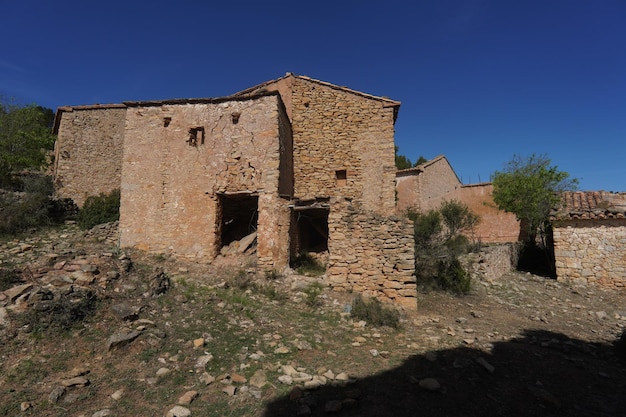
xmin=290 ymin=78 xmax=397 ymax=215
xmin=235 ymin=75 xmax=398 ymax=215
xmin=553 ymin=219 xmax=626 ymax=288
xmin=326 ymin=198 xmax=417 ymax=309
xmin=53 ymin=106 xmax=126 ymax=207
xmin=463 ymin=243 xmax=520 ymax=282
xmin=119 ymin=94 xmax=290 ymax=269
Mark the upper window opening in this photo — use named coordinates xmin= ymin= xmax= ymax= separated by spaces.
xmin=231 ymin=112 xmax=241 ymax=124
xmin=188 ymin=127 xmax=205 ymax=146
xmin=335 ymin=169 xmax=347 ymax=187
xmin=163 ymin=117 xmax=172 ymax=127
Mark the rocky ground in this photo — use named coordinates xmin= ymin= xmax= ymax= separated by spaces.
xmin=0 ymin=222 xmax=625 ymax=417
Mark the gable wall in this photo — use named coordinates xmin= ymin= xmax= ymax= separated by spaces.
xmin=553 ymin=219 xmax=626 ymax=288
xmin=290 ymin=78 xmax=397 ymax=215
xmin=53 ymin=107 xmax=126 ymax=207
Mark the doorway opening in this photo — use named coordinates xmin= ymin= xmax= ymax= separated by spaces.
xmin=218 ymin=193 xmax=258 ymax=253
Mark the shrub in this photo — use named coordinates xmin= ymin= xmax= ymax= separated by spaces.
xmin=0 ymin=175 xmax=54 ymax=235
xmin=304 ymin=282 xmax=324 ymax=307
xmin=436 ymin=257 xmax=471 ymax=294
xmin=19 ymin=287 xmax=98 ymax=333
xmin=407 ymin=200 xmax=478 ymax=295
xmin=291 ymin=252 xmax=326 ymax=276
xmin=77 ymin=189 xmax=120 ymax=230
xmin=350 ymin=294 xmax=400 ymax=329
xmin=0 ymin=268 xmax=21 ymax=291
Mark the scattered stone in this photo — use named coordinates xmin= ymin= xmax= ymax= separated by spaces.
xmin=111 ymin=303 xmax=137 ymax=321
xmin=178 ymin=390 xmax=198 ymax=405
xmin=278 ymin=375 xmax=293 ymax=385
xmin=61 ymin=376 xmax=89 ymax=387
xmin=250 ymin=369 xmax=267 ymax=388
xmin=20 ymin=402 xmax=32 ymax=412
xmin=3 ymin=284 xmax=32 ymax=302
xmin=475 ymin=357 xmax=495 ymax=374
xmin=48 ymin=386 xmax=66 ymax=403
xmin=418 ymin=378 xmax=441 ymax=391
xmin=222 ymin=385 xmax=237 ymax=396
xmin=166 ymin=405 xmax=191 ymax=417
xmin=193 ymin=338 xmax=205 ymax=348
xmin=195 ymin=354 xmax=213 ymax=368
xmin=369 ymin=349 xmax=379 ymax=357
xmin=290 ymin=386 xmax=303 ymax=401
xmin=335 ymin=372 xmax=349 ymax=381
xmin=199 ymin=372 xmax=215 ymax=385
xmin=231 ymin=373 xmax=247 ymax=384
xmin=156 ymin=367 xmax=171 ymax=378
xmin=274 ymin=346 xmax=290 ymax=354
xmin=91 ymin=410 xmax=112 ymax=417
xmin=281 ymin=364 xmax=297 ymax=376
xmin=111 ymin=389 xmax=124 ymax=400
xmin=106 ymin=330 xmax=142 ymax=351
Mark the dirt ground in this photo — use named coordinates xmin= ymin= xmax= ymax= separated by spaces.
xmin=1 ymin=224 xmax=625 ymax=417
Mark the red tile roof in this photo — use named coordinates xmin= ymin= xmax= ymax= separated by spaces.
xmin=552 ymin=191 xmax=626 ymax=220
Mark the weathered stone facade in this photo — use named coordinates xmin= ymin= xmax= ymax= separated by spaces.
xmin=235 ymin=75 xmax=399 ymax=215
xmin=553 ymin=219 xmax=626 ymax=288
xmin=551 ymin=191 xmax=626 ymax=289
xmin=396 ymin=155 xmax=521 ymax=244
xmin=119 ymin=93 xmax=291 ymax=268
xmin=53 ymin=105 xmax=126 ymax=207
xmin=53 ymin=74 xmax=417 ymax=306
xmin=326 ymin=198 xmax=416 ymax=308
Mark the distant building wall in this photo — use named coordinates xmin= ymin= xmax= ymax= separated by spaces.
xmin=553 ymin=219 xmax=626 ymax=289
xmin=396 ymin=158 xmax=520 ymax=243
xmin=53 ymin=105 xmax=126 ymax=207
xmin=119 ymin=94 xmax=290 ymax=269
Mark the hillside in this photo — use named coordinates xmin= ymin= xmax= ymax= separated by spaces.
xmin=1 ymin=222 xmax=625 ymax=417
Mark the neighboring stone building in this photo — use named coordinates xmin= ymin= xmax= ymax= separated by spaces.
xmin=551 ymin=191 xmax=626 ymax=289
xmin=53 ymin=104 xmax=126 ymax=207
xmin=396 ymin=155 xmax=521 ymax=243
xmin=53 ymin=74 xmax=417 ymax=307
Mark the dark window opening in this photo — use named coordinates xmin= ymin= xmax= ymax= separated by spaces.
xmin=188 ymin=127 xmax=205 ymax=146
xmin=335 ymin=169 xmax=347 ymax=187
xmin=231 ymin=112 xmax=241 ymax=124
xmin=292 ymin=208 xmax=329 ymax=254
xmin=163 ymin=117 xmax=171 ymax=127
xmin=218 ymin=194 xmax=258 ymax=250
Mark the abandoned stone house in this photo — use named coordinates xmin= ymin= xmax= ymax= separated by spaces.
xmin=395 ymin=155 xmax=521 ymax=243
xmin=53 ymin=73 xmax=417 ymax=307
xmin=551 ymin=191 xmax=626 ymax=289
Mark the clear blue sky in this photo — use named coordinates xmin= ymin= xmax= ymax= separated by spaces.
xmin=2 ymin=0 xmax=624 ymax=191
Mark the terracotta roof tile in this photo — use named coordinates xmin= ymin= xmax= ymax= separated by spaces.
xmin=552 ymin=191 xmax=626 ymax=220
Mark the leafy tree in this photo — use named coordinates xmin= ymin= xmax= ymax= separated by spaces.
xmin=0 ymin=97 xmax=55 ymax=187
xmin=395 ymin=146 xmax=427 ymax=170
xmin=492 ymin=154 xmax=578 ymax=245
xmin=439 ymin=199 xmax=480 ymax=241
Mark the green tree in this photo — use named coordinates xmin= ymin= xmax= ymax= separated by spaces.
xmin=395 ymin=146 xmax=427 ymax=170
xmin=439 ymin=199 xmax=480 ymax=241
xmin=0 ymin=98 xmax=55 ymax=186
xmin=492 ymin=154 xmax=578 ymax=245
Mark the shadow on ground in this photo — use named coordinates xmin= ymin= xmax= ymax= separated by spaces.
xmin=263 ymin=329 xmax=626 ymax=417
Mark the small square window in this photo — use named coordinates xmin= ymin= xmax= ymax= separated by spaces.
xmin=187 ymin=127 xmax=205 ymax=146
xmin=335 ymin=169 xmax=347 ymax=187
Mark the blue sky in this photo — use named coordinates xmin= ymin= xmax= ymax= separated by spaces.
xmin=2 ymin=0 xmax=624 ymax=191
